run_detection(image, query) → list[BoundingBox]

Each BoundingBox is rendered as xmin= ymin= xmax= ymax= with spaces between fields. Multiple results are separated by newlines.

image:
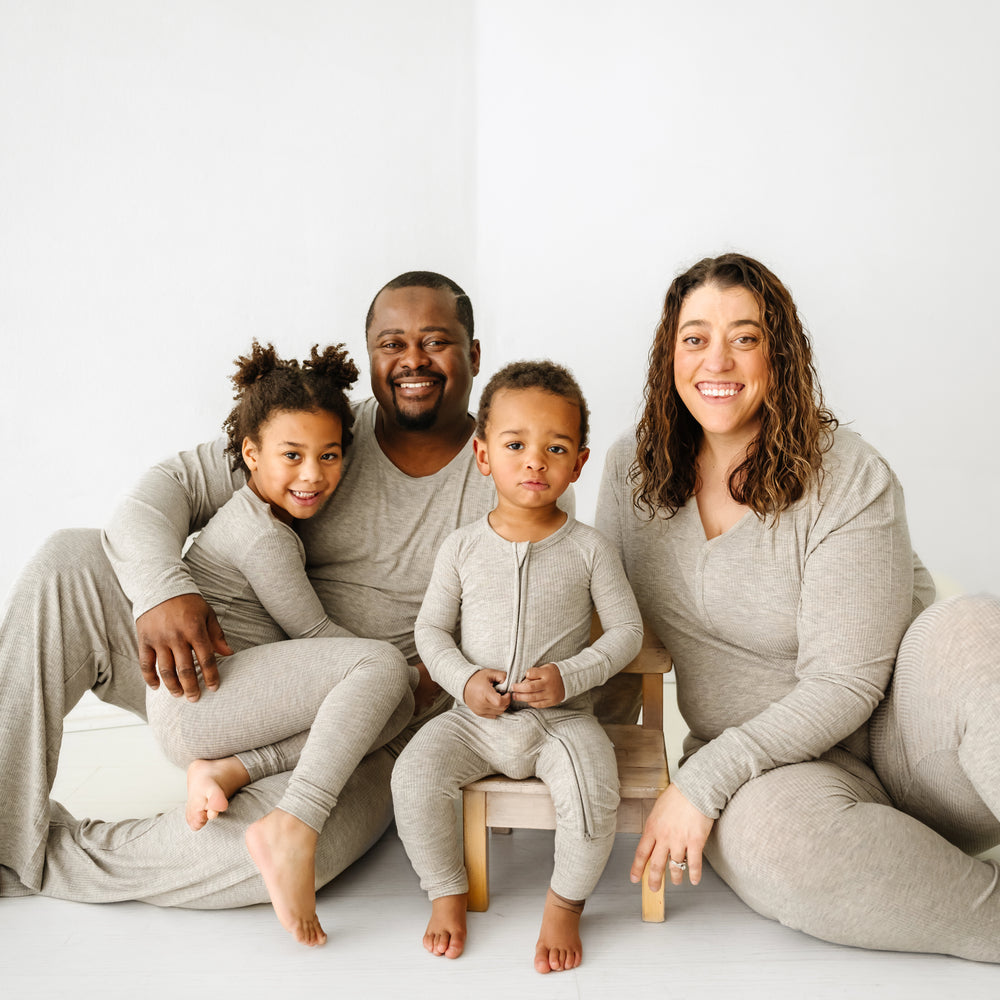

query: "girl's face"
xmin=672 ymin=282 xmax=770 ymax=451
xmin=242 ymin=409 xmax=344 ymax=525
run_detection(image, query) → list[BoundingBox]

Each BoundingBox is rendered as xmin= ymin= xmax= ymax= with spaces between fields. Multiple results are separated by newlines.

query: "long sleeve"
xmin=230 ymin=525 xmax=355 ymax=641
xmin=102 ymin=438 xmax=241 ymax=620
xmin=673 ymin=453 xmax=915 ymax=818
xmin=414 ymin=532 xmax=480 ymax=703
xmin=551 ymin=538 xmax=642 ymax=700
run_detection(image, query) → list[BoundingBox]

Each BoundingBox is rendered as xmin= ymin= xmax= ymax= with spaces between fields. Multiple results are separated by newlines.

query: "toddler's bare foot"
xmin=246 ymin=808 xmax=326 ymax=947
xmin=534 ymin=888 xmax=584 ymax=974
xmin=424 ymin=893 xmax=468 ymax=959
xmin=185 ymin=757 xmax=249 ymax=831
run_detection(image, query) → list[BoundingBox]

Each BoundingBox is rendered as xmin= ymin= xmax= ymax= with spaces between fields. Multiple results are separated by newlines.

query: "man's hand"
xmin=136 ymin=594 xmax=233 ymax=701
xmin=463 ymin=669 xmax=511 ymax=718
xmin=510 ymin=662 xmax=565 ymax=708
xmin=413 ymin=661 xmax=443 ymax=715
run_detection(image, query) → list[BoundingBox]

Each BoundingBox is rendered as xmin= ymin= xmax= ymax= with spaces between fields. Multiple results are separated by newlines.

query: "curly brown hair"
xmin=223 ymin=341 xmax=360 ymax=474
xmin=476 ymin=359 xmax=590 ymax=448
xmin=633 ymin=253 xmax=837 ymax=519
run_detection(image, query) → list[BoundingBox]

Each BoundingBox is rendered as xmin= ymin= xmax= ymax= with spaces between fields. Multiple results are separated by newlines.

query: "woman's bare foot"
xmin=245 ymin=808 xmax=326 ymax=947
xmin=534 ymin=888 xmax=584 ymax=974
xmin=424 ymin=893 xmax=468 ymax=958
xmin=185 ymin=757 xmax=249 ymax=831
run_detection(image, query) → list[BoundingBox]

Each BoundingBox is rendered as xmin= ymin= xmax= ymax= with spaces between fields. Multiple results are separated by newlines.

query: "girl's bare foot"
xmin=246 ymin=808 xmax=326 ymax=947
xmin=185 ymin=757 xmax=249 ymax=831
xmin=424 ymin=893 xmax=468 ymax=958
xmin=534 ymin=888 xmax=584 ymax=974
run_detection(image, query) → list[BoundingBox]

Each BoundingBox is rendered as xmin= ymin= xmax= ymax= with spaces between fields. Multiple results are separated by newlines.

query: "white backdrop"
xmin=2 ymin=0 xmax=998 ymax=605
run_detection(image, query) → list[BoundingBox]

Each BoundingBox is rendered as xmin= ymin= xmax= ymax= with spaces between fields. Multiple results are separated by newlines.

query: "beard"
xmin=391 ymin=382 xmax=444 ymax=431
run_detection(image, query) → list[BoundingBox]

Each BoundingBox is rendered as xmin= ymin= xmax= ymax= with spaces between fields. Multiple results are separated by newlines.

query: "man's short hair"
xmin=365 ymin=271 xmax=474 ymax=343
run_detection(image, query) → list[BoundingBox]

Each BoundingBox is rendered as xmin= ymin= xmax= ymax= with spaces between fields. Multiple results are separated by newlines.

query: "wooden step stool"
xmin=461 ymin=624 xmax=672 ymax=921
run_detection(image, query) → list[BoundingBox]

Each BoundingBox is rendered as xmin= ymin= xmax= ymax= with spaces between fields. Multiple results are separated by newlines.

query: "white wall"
xmin=0 ymin=0 xmax=477 ymax=599
xmin=475 ymin=0 xmax=1000 ymax=593
xmin=2 ymin=0 xmax=998 ymax=604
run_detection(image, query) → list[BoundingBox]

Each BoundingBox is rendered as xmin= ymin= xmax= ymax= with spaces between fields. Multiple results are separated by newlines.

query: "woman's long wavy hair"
xmin=632 ymin=253 xmax=837 ymax=520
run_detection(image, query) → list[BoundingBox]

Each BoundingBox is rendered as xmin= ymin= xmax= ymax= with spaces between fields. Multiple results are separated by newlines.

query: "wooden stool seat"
xmin=461 ymin=624 xmax=671 ymax=922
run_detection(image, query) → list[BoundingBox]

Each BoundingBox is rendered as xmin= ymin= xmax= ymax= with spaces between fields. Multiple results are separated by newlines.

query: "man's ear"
xmin=472 ymin=436 xmax=491 ymax=478
xmin=242 ymin=437 xmax=259 ymax=472
xmin=570 ymin=447 xmax=590 ymax=483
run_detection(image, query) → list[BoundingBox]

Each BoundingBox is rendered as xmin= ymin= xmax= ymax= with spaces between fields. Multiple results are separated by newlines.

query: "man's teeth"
xmin=398 ymin=380 xmax=436 ymax=388
xmin=699 ymin=386 xmax=740 ymax=397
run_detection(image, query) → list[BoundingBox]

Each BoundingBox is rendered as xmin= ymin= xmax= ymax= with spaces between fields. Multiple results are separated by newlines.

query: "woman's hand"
xmin=463 ymin=669 xmax=512 ymax=718
xmin=631 ymin=782 xmax=714 ymax=890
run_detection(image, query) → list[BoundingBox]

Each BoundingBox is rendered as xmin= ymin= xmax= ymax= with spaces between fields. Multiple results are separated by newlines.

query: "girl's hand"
xmin=630 ymin=782 xmax=714 ymax=890
xmin=510 ymin=663 xmax=565 ymax=708
xmin=463 ymin=669 xmax=512 ymax=718
xmin=412 ymin=662 xmax=443 ymax=715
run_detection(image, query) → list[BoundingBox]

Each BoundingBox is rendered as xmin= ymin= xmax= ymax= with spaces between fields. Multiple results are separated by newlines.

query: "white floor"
xmin=3 ymin=688 xmax=998 ymax=1000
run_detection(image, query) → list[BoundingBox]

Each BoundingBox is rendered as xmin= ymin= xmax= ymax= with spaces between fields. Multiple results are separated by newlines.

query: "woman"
xmin=596 ymin=253 xmax=1000 ymax=961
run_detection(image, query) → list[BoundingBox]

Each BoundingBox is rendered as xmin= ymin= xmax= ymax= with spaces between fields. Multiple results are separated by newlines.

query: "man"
xmin=0 ymin=271 xmax=494 ymax=908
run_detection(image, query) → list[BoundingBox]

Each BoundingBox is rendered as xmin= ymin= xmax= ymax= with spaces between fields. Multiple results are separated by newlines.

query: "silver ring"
xmin=669 ymin=858 xmax=688 ymax=871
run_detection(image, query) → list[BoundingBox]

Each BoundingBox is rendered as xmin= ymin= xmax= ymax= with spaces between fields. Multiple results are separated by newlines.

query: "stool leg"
xmin=463 ymin=789 xmax=490 ymax=912
xmin=641 ymin=862 xmax=666 ymax=922
xmin=640 ymin=798 xmax=666 ymax=922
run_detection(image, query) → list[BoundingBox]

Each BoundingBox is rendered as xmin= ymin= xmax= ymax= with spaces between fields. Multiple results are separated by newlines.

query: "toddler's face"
xmin=473 ymin=388 xmax=588 ymax=512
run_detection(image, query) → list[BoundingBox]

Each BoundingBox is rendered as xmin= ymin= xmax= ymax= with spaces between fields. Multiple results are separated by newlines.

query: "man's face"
xmin=366 ymin=285 xmax=480 ymax=432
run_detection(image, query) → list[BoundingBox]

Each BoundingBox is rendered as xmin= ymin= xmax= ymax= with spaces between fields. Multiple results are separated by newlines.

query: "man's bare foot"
xmin=424 ymin=893 xmax=468 ymax=958
xmin=185 ymin=757 xmax=249 ymax=831
xmin=246 ymin=808 xmax=326 ymax=947
xmin=534 ymin=888 xmax=584 ymax=974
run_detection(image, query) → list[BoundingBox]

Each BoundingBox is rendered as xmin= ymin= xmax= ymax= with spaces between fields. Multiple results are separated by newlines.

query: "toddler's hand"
xmin=463 ymin=669 xmax=511 ymax=718
xmin=510 ymin=663 xmax=565 ymax=708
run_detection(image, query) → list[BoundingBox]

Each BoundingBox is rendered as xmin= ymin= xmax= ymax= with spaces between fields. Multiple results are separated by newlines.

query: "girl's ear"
xmin=472 ymin=436 xmax=491 ymax=478
xmin=242 ymin=437 xmax=259 ymax=471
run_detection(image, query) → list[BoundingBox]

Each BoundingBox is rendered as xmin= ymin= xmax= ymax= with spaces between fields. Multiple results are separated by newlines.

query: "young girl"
xmin=145 ymin=341 xmax=416 ymax=948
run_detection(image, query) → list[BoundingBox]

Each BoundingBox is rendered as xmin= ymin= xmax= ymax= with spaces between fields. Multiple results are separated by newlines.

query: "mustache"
xmin=390 ymin=368 xmax=444 ymax=387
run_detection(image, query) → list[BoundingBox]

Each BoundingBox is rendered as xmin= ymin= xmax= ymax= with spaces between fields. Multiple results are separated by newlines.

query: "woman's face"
xmin=672 ymin=282 xmax=769 ymax=450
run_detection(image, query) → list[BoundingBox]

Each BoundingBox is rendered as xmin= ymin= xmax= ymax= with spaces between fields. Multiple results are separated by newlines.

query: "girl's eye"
xmin=505 ymin=442 xmax=523 ymax=451
xmin=283 ymin=452 xmax=300 ymax=461
xmin=322 ymin=452 xmax=341 ymax=462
